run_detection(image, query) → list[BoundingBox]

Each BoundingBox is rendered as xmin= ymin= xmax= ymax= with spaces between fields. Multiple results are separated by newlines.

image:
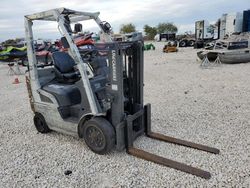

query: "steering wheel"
xmin=80 ymin=48 xmax=98 ymax=61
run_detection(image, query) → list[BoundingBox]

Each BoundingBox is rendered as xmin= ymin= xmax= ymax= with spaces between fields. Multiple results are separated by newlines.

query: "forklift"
xmin=25 ymin=8 xmax=219 ymax=179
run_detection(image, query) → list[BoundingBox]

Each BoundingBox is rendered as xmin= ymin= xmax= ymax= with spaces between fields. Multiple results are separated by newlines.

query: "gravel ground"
xmin=0 ymin=42 xmax=250 ymax=187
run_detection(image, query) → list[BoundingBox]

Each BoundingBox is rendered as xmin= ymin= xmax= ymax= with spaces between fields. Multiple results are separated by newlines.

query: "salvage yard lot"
xmin=0 ymin=42 xmax=249 ymax=187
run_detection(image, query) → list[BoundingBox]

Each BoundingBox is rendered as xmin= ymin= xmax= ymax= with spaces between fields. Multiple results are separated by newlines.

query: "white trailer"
xmin=195 ymin=20 xmax=215 ymax=40
xmin=219 ymin=12 xmax=243 ymax=39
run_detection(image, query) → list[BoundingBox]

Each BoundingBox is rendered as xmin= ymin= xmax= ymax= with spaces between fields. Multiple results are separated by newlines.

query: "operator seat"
xmin=42 ymin=51 xmax=81 ymax=108
xmin=52 ymin=51 xmax=80 ymax=84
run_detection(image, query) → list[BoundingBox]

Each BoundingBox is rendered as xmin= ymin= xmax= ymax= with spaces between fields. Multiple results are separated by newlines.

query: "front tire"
xmin=82 ymin=117 xmax=115 ymax=155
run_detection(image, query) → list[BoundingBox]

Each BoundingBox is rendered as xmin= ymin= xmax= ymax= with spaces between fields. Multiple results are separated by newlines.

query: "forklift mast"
xmin=104 ymin=41 xmax=144 ymax=151
xmin=104 ymin=41 xmax=220 ymax=179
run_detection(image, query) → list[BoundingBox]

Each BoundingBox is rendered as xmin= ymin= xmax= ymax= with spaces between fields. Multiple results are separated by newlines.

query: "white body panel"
xmin=34 ymin=102 xmax=78 ymax=136
xmin=219 ymin=12 xmax=243 ymax=39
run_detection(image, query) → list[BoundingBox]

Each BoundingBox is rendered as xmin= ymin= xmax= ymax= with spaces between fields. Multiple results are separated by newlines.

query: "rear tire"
xmin=34 ymin=113 xmax=51 ymax=133
xmin=82 ymin=117 xmax=115 ymax=155
xmin=179 ymin=40 xmax=187 ymax=47
xmin=188 ymin=40 xmax=195 ymax=47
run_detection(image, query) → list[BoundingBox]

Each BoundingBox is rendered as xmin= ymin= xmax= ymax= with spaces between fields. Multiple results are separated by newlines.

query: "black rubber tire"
xmin=188 ymin=40 xmax=195 ymax=47
xmin=179 ymin=40 xmax=187 ymax=47
xmin=33 ymin=113 xmax=51 ymax=133
xmin=82 ymin=117 xmax=115 ymax=155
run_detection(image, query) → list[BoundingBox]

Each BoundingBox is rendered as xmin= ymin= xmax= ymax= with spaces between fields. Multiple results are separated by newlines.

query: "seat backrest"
xmin=52 ymin=52 xmax=76 ymax=73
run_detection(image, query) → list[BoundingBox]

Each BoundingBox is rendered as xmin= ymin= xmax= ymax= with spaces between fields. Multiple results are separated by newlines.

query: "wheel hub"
xmin=87 ymin=126 xmax=105 ymax=148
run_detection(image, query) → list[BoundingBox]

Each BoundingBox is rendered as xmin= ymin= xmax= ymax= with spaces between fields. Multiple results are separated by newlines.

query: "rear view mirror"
xmin=100 ymin=21 xmax=112 ymax=33
xmin=61 ymin=37 xmax=70 ymax=48
xmin=74 ymin=23 xmax=83 ymax=33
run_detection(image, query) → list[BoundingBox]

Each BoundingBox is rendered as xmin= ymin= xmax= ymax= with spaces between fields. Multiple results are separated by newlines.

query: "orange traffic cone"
xmin=13 ymin=76 xmax=20 ymax=84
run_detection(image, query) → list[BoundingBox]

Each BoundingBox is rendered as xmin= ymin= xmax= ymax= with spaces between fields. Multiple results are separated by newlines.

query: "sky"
xmin=0 ymin=0 xmax=249 ymax=42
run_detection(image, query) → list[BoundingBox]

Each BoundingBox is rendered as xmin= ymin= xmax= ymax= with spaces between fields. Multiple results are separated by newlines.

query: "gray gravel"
xmin=0 ymin=42 xmax=250 ymax=187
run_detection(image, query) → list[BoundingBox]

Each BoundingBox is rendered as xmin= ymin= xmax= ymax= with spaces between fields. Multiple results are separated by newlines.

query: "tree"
xmin=157 ymin=22 xmax=178 ymax=34
xmin=144 ymin=25 xmax=157 ymax=40
xmin=120 ymin=23 xmax=136 ymax=34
